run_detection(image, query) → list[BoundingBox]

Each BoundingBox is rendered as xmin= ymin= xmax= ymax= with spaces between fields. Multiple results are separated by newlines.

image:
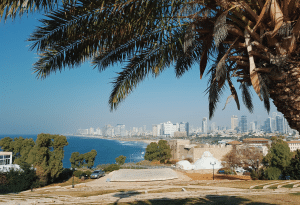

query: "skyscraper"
xmin=276 ymin=116 xmax=283 ymax=133
xmin=231 ymin=115 xmax=238 ymax=130
xmin=202 ymin=117 xmax=208 ymax=134
xmin=240 ymin=115 xmax=247 ymax=133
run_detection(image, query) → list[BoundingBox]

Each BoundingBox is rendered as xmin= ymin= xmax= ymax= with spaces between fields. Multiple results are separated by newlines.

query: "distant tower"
xmin=240 ymin=115 xmax=247 ymax=133
xmin=202 ymin=117 xmax=208 ymax=134
xmin=231 ymin=115 xmax=238 ymax=130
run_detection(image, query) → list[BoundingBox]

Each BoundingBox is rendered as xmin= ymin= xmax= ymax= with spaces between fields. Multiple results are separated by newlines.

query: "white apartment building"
xmin=163 ymin=121 xmax=177 ymax=137
xmin=287 ymin=141 xmax=300 ymax=152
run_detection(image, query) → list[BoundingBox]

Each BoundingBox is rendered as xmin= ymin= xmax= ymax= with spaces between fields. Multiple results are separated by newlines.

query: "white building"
xmin=287 ymin=141 xmax=300 ymax=152
xmin=0 ymin=152 xmax=20 ymax=173
xmin=163 ymin=121 xmax=177 ymax=137
xmin=202 ymin=117 xmax=208 ymax=134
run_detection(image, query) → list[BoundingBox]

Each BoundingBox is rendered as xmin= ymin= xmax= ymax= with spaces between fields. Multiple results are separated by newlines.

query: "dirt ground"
xmin=0 ymin=170 xmax=299 ymax=205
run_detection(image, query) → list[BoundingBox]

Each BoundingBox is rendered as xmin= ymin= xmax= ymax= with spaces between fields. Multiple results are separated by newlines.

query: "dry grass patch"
xmin=184 ymin=173 xmax=251 ymax=181
xmin=191 ymin=180 xmax=269 ymax=189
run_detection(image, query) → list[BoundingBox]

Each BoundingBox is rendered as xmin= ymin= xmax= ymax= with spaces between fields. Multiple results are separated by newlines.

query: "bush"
xmin=84 ymin=170 xmax=92 ymax=177
xmin=265 ymin=167 xmax=281 ymax=180
xmin=55 ymin=168 xmax=73 ymax=182
xmin=219 ymin=168 xmax=236 ymax=175
xmin=0 ymin=163 xmax=37 ymax=193
xmin=73 ymin=170 xmax=84 ymax=178
xmin=103 ymin=164 xmax=120 ymax=173
xmin=250 ymin=168 xmax=266 ymax=180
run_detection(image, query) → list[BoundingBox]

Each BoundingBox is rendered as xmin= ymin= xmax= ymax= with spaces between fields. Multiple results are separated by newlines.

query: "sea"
xmin=0 ymin=134 xmax=147 ymax=168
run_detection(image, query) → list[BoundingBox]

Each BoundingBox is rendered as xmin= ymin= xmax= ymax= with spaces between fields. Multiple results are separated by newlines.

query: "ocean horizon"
xmin=0 ymin=134 xmax=147 ymax=168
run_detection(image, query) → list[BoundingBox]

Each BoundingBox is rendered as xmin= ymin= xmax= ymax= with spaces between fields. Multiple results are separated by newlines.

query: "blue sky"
xmin=0 ymin=13 xmax=279 ymax=135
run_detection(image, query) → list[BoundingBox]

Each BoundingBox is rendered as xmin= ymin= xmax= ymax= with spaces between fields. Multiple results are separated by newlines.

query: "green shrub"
xmin=73 ymin=170 xmax=84 ymax=178
xmin=84 ymin=170 xmax=92 ymax=177
xmin=103 ymin=164 xmax=120 ymax=173
xmin=54 ymin=168 xmax=73 ymax=182
xmin=265 ymin=167 xmax=281 ymax=180
xmin=0 ymin=163 xmax=37 ymax=193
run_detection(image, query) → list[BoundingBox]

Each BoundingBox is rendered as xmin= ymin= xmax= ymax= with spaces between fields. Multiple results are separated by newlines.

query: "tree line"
xmin=0 ymin=133 xmax=98 ymax=193
xmin=222 ymin=136 xmax=300 ymax=180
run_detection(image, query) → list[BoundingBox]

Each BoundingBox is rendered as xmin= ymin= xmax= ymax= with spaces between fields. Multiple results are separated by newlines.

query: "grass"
xmin=268 ymin=185 xmax=278 ymax=189
xmin=252 ymin=185 xmax=263 ymax=189
xmin=282 ymin=184 xmax=294 ymax=188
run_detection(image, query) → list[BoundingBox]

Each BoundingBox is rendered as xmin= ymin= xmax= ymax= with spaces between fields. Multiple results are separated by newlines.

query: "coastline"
xmin=68 ymin=134 xmax=157 ymax=145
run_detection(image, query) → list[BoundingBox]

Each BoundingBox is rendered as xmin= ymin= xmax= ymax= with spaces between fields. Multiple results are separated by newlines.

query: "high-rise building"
xmin=95 ymin=128 xmax=102 ymax=135
xmin=240 ymin=115 xmax=247 ymax=133
xmin=152 ymin=125 xmax=159 ymax=137
xmin=276 ymin=116 xmax=283 ymax=133
xmin=211 ymin=122 xmax=216 ymax=132
xmin=231 ymin=115 xmax=238 ymax=130
xmin=115 ymin=124 xmax=126 ymax=136
xmin=202 ymin=117 xmax=208 ymax=134
xmin=179 ymin=122 xmax=189 ymax=136
xmin=249 ymin=122 xmax=256 ymax=132
xmin=264 ymin=117 xmax=272 ymax=133
xmin=163 ymin=121 xmax=177 ymax=137
xmin=103 ymin=124 xmax=114 ymax=137
xmin=89 ymin=127 xmax=95 ymax=135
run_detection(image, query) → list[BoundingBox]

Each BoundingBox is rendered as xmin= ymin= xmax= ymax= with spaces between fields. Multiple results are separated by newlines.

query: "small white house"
xmin=0 ymin=152 xmax=20 ymax=172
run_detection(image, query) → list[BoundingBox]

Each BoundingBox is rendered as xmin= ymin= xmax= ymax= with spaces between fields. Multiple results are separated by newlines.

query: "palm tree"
xmin=2 ymin=0 xmax=300 ymax=131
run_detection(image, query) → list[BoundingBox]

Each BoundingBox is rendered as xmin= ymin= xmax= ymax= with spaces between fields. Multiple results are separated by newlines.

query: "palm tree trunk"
xmin=268 ymin=64 xmax=300 ymax=132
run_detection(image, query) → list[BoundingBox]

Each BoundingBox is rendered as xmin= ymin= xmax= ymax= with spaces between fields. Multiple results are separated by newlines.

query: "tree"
xmin=115 ymin=155 xmax=126 ymax=165
xmin=84 ymin=149 xmax=97 ymax=169
xmin=3 ymin=1 xmax=300 ymax=131
xmin=263 ymin=137 xmax=292 ymax=179
xmin=144 ymin=142 xmax=159 ymax=161
xmin=70 ymin=150 xmax=97 ymax=169
xmin=144 ymin=140 xmax=171 ymax=163
xmin=0 ymin=134 xmax=69 ymax=184
xmin=70 ymin=152 xmax=84 ymax=169
xmin=222 ymin=145 xmax=263 ymax=170
xmin=285 ymin=150 xmax=300 ymax=179
xmin=0 ymin=137 xmax=35 ymax=164
xmin=157 ymin=140 xmax=172 ymax=163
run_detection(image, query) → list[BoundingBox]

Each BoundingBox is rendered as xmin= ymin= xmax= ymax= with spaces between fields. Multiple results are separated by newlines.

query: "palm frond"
xmin=240 ymin=82 xmax=253 ymax=113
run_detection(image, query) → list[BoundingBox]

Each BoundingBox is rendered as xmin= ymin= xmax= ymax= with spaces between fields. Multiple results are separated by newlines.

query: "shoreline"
xmin=68 ymin=134 xmax=157 ymax=145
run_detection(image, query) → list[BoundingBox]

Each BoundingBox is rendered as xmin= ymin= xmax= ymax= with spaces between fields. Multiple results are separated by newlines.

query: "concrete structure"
xmin=0 ymin=152 xmax=20 ymax=173
xmin=168 ymin=139 xmax=191 ymax=161
xmin=168 ymin=139 xmax=232 ymax=163
xmin=110 ymin=168 xmax=178 ymax=182
xmin=287 ymin=141 xmax=300 ymax=152
xmin=242 ymin=138 xmax=271 ymax=156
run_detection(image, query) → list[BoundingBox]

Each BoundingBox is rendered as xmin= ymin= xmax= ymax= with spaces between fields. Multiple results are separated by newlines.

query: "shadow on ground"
xmin=113 ymin=190 xmax=141 ymax=204
xmin=112 ymin=195 xmax=277 ymax=205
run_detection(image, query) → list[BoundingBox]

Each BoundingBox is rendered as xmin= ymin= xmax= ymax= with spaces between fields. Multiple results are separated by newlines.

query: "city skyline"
xmin=75 ymin=112 xmax=294 ymax=137
xmin=1 ymin=13 xmax=280 ymax=135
